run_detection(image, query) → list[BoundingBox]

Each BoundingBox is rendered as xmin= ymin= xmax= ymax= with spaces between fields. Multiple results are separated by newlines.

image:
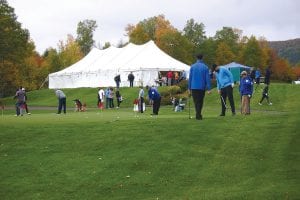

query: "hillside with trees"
xmin=269 ymin=38 xmax=300 ymax=65
xmin=1 ymin=0 xmax=299 ymax=97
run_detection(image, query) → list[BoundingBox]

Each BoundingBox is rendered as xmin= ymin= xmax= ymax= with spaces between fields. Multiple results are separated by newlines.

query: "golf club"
xmin=220 ymin=95 xmax=227 ymax=109
xmin=188 ymin=96 xmax=192 ymax=119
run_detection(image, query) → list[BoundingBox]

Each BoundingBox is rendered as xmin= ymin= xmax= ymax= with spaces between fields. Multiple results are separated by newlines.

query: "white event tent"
xmin=48 ymin=40 xmax=190 ymax=89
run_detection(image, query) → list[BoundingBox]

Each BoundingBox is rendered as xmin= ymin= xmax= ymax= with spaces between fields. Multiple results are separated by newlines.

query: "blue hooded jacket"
xmin=215 ymin=67 xmax=234 ymax=90
xmin=239 ymin=76 xmax=253 ymax=95
xmin=188 ymin=60 xmax=211 ymax=90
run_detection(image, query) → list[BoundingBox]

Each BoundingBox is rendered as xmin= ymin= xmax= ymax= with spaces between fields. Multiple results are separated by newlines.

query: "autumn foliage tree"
xmin=1 ymin=3 xmax=298 ymax=97
xmin=58 ymin=34 xmax=83 ymax=69
xmin=0 ymin=0 xmax=33 ymax=96
xmin=126 ymin=15 xmax=194 ymax=64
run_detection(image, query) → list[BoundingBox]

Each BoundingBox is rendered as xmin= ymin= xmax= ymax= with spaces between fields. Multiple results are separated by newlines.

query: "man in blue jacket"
xmin=188 ymin=54 xmax=211 ymax=120
xmin=146 ymin=85 xmax=161 ymax=115
xmin=212 ymin=64 xmax=236 ymax=116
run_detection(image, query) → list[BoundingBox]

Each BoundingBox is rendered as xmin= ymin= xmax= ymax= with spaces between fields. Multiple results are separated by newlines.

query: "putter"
xmin=220 ymin=95 xmax=227 ymax=109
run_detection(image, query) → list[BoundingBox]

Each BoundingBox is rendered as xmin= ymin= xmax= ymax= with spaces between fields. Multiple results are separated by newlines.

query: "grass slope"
xmin=0 ymin=84 xmax=299 ymax=199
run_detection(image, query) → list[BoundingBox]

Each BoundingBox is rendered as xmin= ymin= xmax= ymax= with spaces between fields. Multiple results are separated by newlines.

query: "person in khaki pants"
xmin=239 ymin=71 xmax=253 ymax=115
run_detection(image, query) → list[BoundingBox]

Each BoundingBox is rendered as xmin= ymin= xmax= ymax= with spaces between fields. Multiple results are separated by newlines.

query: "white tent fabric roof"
xmin=49 ymin=40 xmax=190 ymax=88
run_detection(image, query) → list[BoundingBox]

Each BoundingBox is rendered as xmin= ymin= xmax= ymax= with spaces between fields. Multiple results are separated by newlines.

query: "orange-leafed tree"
xmin=292 ymin=65 xmax=300 ymax=79
xmin=271 ymin=57 xmax=295 ymax=81
xmin=125 ymin=15 xmax=193 ymax=64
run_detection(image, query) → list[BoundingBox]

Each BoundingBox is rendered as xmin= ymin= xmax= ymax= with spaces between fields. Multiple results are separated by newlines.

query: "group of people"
xmin=15 ymin=56 xmax=272 ymax=118
xmin=98 ymin=85 xmax=161 ymax=116
xmin=99 ymin=87 xmax=123 ymax=110
xmin=188 ymin=54 xmax=272 ymax=120
xmin=115 ymin=70 xmax=187 ymax=88
xmin=53 ymin=84 xmax=161 ymax=116
xmin=135 ymin=85 xmax=161 ymax=115
xmin=157 ymin=70 xmax=187 ymax=86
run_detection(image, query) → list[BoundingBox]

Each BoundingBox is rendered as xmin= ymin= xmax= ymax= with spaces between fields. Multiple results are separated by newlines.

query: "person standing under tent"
xmin=128 ymin=72 xmax=135 ymax=87
xmin=138 ymin=86 xmax=144 ymax=113
xmin=167 ymin=70 xmax=173 ymax=86
xmin=188 ymin=54 xmax=211 ymax=120
xmin=174 ymin=71 xmax=179 ymax=84
xmin=212 ymin=64 xmax=236 ymax=116
xmin=146 ymin=85 xmax=161 ymax=115
xmin=179 ymin=70 xmax=187 ymax=82
xmin=98 ymin=87 xmax=105 ymax=110
xmin=114 ymin=74 xmax=121 ymax=89
xmin=239 ymin=71 xmax=253 ymax=115
xmin=55 ymin=89 xmax=66 ymax=114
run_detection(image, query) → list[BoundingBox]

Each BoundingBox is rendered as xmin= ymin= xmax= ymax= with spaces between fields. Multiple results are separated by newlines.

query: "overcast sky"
xmin=7 ymin=0 xmax=300 ymax=54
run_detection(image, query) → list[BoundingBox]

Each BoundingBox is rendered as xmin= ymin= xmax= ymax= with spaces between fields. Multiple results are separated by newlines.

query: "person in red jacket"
xmin=167 ymin=70 xmax=173 ymax=86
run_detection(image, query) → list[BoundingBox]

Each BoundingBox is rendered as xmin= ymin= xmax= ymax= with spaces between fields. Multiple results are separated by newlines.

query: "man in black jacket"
xmin=128 ymin=72 xmax=135 ymax=87
xmin=114 ymin=74 xmax=121 ymax=88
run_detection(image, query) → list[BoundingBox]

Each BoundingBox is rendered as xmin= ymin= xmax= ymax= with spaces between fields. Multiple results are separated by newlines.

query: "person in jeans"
xmin=212 ymin=64 xmax=236 ymax=116
xmin=55 ymin=89 xmax=66 ymax=114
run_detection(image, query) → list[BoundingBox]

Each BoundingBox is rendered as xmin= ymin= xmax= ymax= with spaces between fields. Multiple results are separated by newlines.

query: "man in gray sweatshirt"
xmin=55 ymin=89 xmax=66 ymax=114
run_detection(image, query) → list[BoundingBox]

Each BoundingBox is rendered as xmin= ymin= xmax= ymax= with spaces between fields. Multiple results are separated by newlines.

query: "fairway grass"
xmin=0 ymin=84 xmax=299 ymax=199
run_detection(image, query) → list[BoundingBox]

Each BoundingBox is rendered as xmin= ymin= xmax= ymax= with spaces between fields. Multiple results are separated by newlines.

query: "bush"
xmin=178 ymin=80 xmax=188 ymax=92
xmin=160 ymin=86 xmax=181 ymax=97
xmin=161 ymin=96 xmax=173 ymax=105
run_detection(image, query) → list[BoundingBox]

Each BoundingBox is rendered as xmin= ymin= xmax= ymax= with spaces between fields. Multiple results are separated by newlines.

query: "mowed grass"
xmin=0 ymin=84 xmax=299 ymax=199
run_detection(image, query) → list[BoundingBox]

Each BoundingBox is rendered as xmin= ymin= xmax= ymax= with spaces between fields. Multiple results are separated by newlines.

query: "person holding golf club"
xmin=146 ymin=85 xmax=161 ymax=115
xmin=212 ymin=64 xmax=236 ymax=116
xmin=55 ymin=89 xmax=66 ymax=114
xmin=188 ymin=54 xmax=211 ymax=120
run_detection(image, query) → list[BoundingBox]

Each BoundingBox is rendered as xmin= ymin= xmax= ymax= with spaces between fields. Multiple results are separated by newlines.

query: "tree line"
xmin=0 ymin=0 xmax=299 ymax=97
